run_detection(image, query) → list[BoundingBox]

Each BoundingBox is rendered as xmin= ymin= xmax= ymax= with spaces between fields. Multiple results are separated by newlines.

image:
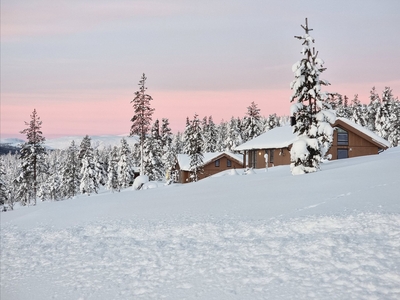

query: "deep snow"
xmin=1 ymin=148 xmax=400 ymax=299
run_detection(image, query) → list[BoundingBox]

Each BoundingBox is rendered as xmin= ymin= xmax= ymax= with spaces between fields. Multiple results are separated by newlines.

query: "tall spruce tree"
xmin=184 ymin=114 xmax=204 ymax=182
xmin=62 ymin=140 xmax=80 ymax=198
xmin=79 ymin=138 xmax=98 ymax=196
xmin=290 ymin=18 xmax=335 ymax=175
xmin=117 ymin=138 xmax=135 ymax=188
xmin=17 ymin=109 xmax=47 ymax=205
xmin=142 ymin=120 xmax=164 ymax=181
xmin=130 ymin=73 xmax=155 ymax=175
xmin=242 ymin=102 xmax=262 ymax=142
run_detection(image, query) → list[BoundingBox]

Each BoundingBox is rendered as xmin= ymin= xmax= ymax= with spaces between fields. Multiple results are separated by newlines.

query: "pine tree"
xmin=368 ymin=87 xmax=381 ymax=132
xmin=142 ymin=121 xmax=164 ymax=181
xmin=184 ymin=114 xmax=204 ymax=182
xmin=375 ymin=87 xmax=395 ymax=141
xmin=117 ymin=138 xmax=135 ymax=188
xmin=106 ymin=146 xmax=119 ymax=192
xmin=79 ymin=140 xmax=98 ymax=196
xmin=0 ymin=157 xmax=8 ymax=209
xmin=62 ymin=140 xmax=80 ymax=198
xmin=160 ymin=118 xmax=176 ymax=179
xmin=242 ymin=102 xmax=262 ymax=142
xmin=16 ymin=109 xmax=47 ymax=205
xmin=289 ymin=18 xmax=335 ymax=175
xmin=226 ymin=117 xmax=243 ymax=152
xmin=130 ymin=73 xmax=155 ymax=175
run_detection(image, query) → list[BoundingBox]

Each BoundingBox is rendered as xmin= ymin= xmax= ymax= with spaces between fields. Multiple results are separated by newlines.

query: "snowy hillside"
xmin=1 ymin=135 xmax=139 ymax=150
xmin=1 ymin=148 xmax=400 ymax=299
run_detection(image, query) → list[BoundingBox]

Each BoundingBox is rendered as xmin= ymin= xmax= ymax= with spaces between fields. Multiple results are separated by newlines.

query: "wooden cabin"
xmin=234 ymin=118 xmax=390 ymax=169
xmin=174 ymin=152 xmax=243 ymax=183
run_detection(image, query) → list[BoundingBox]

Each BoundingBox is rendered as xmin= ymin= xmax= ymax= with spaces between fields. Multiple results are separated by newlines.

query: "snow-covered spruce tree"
xmin=16 ymin=109 xmax=47 ymax=205
xmin=172 ymin=132 xmax=184 ymax=155
xmin=375 ymin=87 xmax=396 ymax=142
xmin=117 ymin=138 xmax=135 ymax=188
xmin=263 ymin=113 xmax=280 ymax=132
xmin=242 ymin=102 xmax=262 ymax=142
xmin=0 ymin=157 xmax=8 ymax=209
xmin=62 ymin=140 xmax=80 ymax=198
xmin=130 ymin=73 xmax=155 ymax=175
xmin=1 ymin=154 xmax=19 ymax=210
xmin=368 ymin=87 xmax=381 ymax=132
xmin=142 ymin=120 xmax=164 ymax=181
xmin=202 ymin=116 xmax=218 ymax=153
xmin=216 ymin=121 xmax=229 ymax=152
xmin=93 ymin=149 xmax=107 ymax=186
xmin=106 ymin=146 xmax=119 ymax=192
xmin=290 ymin=18 xmax=335 ymax=175
xmin=79 ymin=140 xmax=98 ymax=196
xmin=184 ymin=114 xmax=204 ymax=182
xmin=39 ymin=150 xmax=63 ymax=201
xmin=226 ymin=117 xmax=243 ymax=152
xmin=160 ymin=118 xmax=176 ymax=179
xmin=350 ymin=94 xmax=368 ymax=127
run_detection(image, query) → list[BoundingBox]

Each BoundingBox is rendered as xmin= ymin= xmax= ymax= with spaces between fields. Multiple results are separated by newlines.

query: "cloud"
xmin=1 ymin=0 xmax=187 ymax=39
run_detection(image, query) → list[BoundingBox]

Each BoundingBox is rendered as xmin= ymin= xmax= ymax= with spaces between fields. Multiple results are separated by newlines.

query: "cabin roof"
xmin=177 ymin=152 xmax=243 ymax=171
xmin=234 ymin=126 xmax=296 ymax=151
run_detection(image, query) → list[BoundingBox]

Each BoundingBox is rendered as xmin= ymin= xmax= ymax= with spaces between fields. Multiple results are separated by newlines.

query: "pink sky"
xmin=1 ymin=0 xmax=400 ymax=139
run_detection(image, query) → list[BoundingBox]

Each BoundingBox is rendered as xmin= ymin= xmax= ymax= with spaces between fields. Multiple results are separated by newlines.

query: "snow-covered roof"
xmin=234 ymin=126 xmax=296 ymax=151
xmin=177 ymin=152 xmax=243 ymax=171
xmin=335 ymin=118 xmax=391 ymax=149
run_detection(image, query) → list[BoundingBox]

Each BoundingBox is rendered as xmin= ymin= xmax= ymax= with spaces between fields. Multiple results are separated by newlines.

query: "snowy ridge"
xmin=1 ymin=147 xmax=400 ymax=299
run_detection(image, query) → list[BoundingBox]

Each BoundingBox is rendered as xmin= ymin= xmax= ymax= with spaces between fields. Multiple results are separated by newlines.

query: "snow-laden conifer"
xmin=130 ymin=73 xmax=155 ymax=175
xmin=117 ymin=138 xmax=135 ymax=188
xmin=16 ymin=109 xmax=47 ymax=205
xmin=79 ymin=139 xmax=98 ymax=196
xmin=106 ymin=146 xmax=119 ymax=192
xmin=242 ymin=102 xmax=262 ymax=142
xmin=184 ymin=114 xmax=204 ymax=182
xmin=143 ymin=121 xmax=164 ymax=181
xmin=62 ymin=140 xmax=80 ymax=198
xmin=290 ymin=19 xmax=335 ymax=175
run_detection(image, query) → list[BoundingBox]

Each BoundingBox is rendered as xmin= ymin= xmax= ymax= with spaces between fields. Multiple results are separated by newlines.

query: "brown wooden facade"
xmin=241 ymin=119 xmax=389 ymax=169
xmin=175 ymin=153 xmax=243 ymax=183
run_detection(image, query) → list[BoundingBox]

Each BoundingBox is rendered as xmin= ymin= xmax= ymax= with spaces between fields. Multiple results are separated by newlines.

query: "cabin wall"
xmin=247 ymin=148 xmax=291 ymax=169
xmin=177 ymin=156 xmax=243 ymax=183
xmin=327 ymin=126 xmax=380 ymax=160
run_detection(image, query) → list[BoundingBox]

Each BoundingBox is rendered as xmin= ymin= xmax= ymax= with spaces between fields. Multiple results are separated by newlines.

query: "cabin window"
xmin=337 ymin=128 xmax=349 ymax=145
xmin=269 ymin=149 xmax=274 ymax=164
xmin=337 ymin=149 xmax=348 ymax=159
xmin=250 ymin=150 xmax=257 ymax=168
xmin=227 ymin=159 xmax=232 ymax=167
xmin=215 ymin=159 xmax=220 ymax=167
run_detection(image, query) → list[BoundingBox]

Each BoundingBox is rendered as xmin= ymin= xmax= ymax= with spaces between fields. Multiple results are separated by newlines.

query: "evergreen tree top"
xmin=20 ymin=109 xmax=45 ymax=145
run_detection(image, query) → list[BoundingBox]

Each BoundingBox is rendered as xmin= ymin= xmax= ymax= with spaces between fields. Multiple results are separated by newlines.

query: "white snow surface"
xmin=235 ymin=126 xmax=297 ymax=151
xmin=177 ymin=152 xmax=243 ymax=171
xmin=2 ymin=148 xmax=400 ymax=300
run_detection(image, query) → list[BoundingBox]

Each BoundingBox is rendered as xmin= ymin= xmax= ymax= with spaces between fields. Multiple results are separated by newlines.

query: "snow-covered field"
xmin=1 ymin=148 xmax=400 ymax=299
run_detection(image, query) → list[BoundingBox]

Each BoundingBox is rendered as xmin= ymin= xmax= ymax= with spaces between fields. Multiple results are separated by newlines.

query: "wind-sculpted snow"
xmin=2 ymin=213 xmax=400 ymax=299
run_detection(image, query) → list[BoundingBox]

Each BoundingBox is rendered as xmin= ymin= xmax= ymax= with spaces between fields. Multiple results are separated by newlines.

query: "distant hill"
xmin=1 ymin=135 xmax=140 ymax=151
xmin=0 ymin=144 xmax=20 ymax=155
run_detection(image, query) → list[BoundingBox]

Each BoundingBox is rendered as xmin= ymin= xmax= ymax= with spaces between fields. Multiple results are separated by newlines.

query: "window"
xmin=215 ymin=159 xmax=220 ymax=167
xmin=269 ymin=149 xmax=274 ymax=164
xmin=337 ymin=149 xmax=348 ymax=159
xmin=337 ymin=128 xmax=348 ymax=145
xmin=227 ymin=159 xmax=232 ymax=167
xmin=250 ymin=150 xmax=257 ymax=168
